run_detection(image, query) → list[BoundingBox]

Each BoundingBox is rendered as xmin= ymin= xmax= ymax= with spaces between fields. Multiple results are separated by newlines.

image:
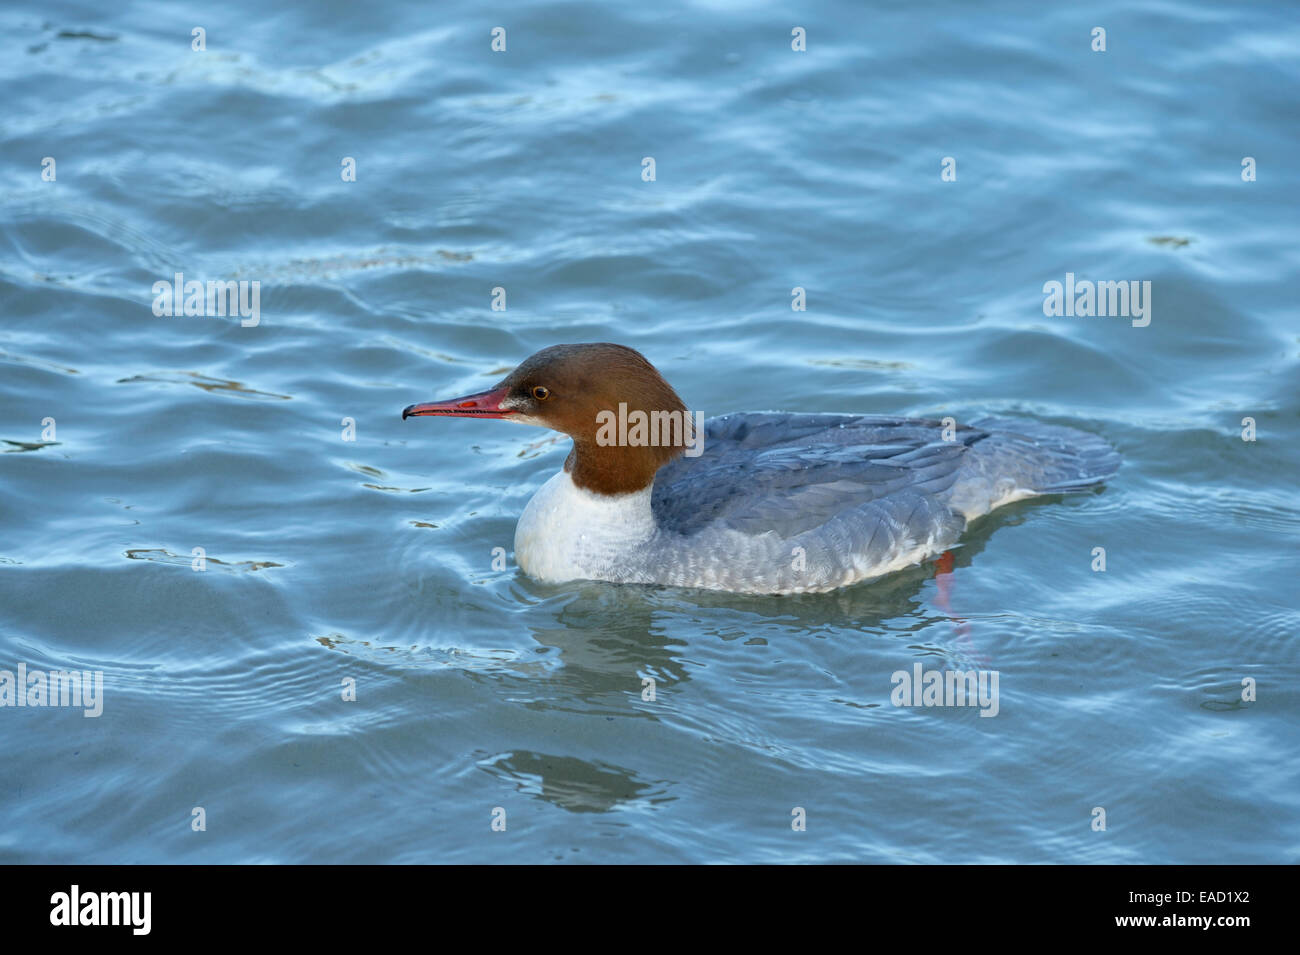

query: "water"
xmin=2 ymin=0 xmax=1297 ymax=864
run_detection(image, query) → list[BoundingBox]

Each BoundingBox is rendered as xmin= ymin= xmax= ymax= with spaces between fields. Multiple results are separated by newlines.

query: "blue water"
xmin=2 ymin=0 xmax=1298 ymax=863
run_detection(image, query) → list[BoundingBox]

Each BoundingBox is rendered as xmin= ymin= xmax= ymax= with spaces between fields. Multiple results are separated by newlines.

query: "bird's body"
xmin=405 ymin=344 xmax=1120 ymax=595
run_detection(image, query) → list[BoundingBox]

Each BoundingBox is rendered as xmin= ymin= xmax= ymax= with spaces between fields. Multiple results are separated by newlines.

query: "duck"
xmin=403 ymin=343 xmax=1120 ymax=594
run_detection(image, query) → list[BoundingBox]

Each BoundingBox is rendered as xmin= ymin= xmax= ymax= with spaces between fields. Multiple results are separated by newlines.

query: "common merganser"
xmin=403 ymin=343 xmax=1120 ymax=595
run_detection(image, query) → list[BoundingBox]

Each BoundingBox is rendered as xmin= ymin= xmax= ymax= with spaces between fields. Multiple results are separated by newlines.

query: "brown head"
xmin=403 ymin=343 xmax=692 ymax=495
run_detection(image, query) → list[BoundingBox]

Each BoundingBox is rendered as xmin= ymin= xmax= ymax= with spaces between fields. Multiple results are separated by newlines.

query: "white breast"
xmin=513 ymin=471 xmax=659 ymax=584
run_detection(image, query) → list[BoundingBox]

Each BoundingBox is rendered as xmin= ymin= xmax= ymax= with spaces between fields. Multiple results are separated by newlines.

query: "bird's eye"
xmin=530 ymin=385 xmax=550 ymax=401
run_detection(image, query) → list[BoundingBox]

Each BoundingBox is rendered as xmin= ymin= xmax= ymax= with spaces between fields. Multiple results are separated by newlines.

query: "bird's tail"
xmin=948 ymin=416 xmax=1120 ymax=519
xmin=971 ymin=416 xmax=1121 ymax=492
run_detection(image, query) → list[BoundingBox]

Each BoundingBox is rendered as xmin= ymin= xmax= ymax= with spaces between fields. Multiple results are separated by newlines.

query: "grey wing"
xmin=647 ymin=411 xmax=1118 ymax=592
xmin=652 ymin=412 xmax=983 ymax=541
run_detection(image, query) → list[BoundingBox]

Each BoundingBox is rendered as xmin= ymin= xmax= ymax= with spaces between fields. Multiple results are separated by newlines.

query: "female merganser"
xmin=403 ymin=343 xmax=1120 ymax=594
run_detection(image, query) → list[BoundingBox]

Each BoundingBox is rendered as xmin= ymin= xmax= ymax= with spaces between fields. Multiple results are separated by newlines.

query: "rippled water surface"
xmin=2 ymin=0 xmax=1298 ymax=863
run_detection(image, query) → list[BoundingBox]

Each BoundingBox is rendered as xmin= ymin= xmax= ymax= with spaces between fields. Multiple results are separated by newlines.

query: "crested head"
xmin=404 ymin=343 xmax=694 ymax=496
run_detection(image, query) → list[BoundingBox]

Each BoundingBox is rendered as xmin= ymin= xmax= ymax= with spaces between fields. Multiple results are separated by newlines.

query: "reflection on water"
xmin=2 ymin=439 xmax=58 ymax=453
xmin=478 ymin=751 xmax=674 ymax=814
xmin=124 ymin=548 xmax=284 ymax=572
xmin=116 ymin=372 xmax=292 ymax=400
